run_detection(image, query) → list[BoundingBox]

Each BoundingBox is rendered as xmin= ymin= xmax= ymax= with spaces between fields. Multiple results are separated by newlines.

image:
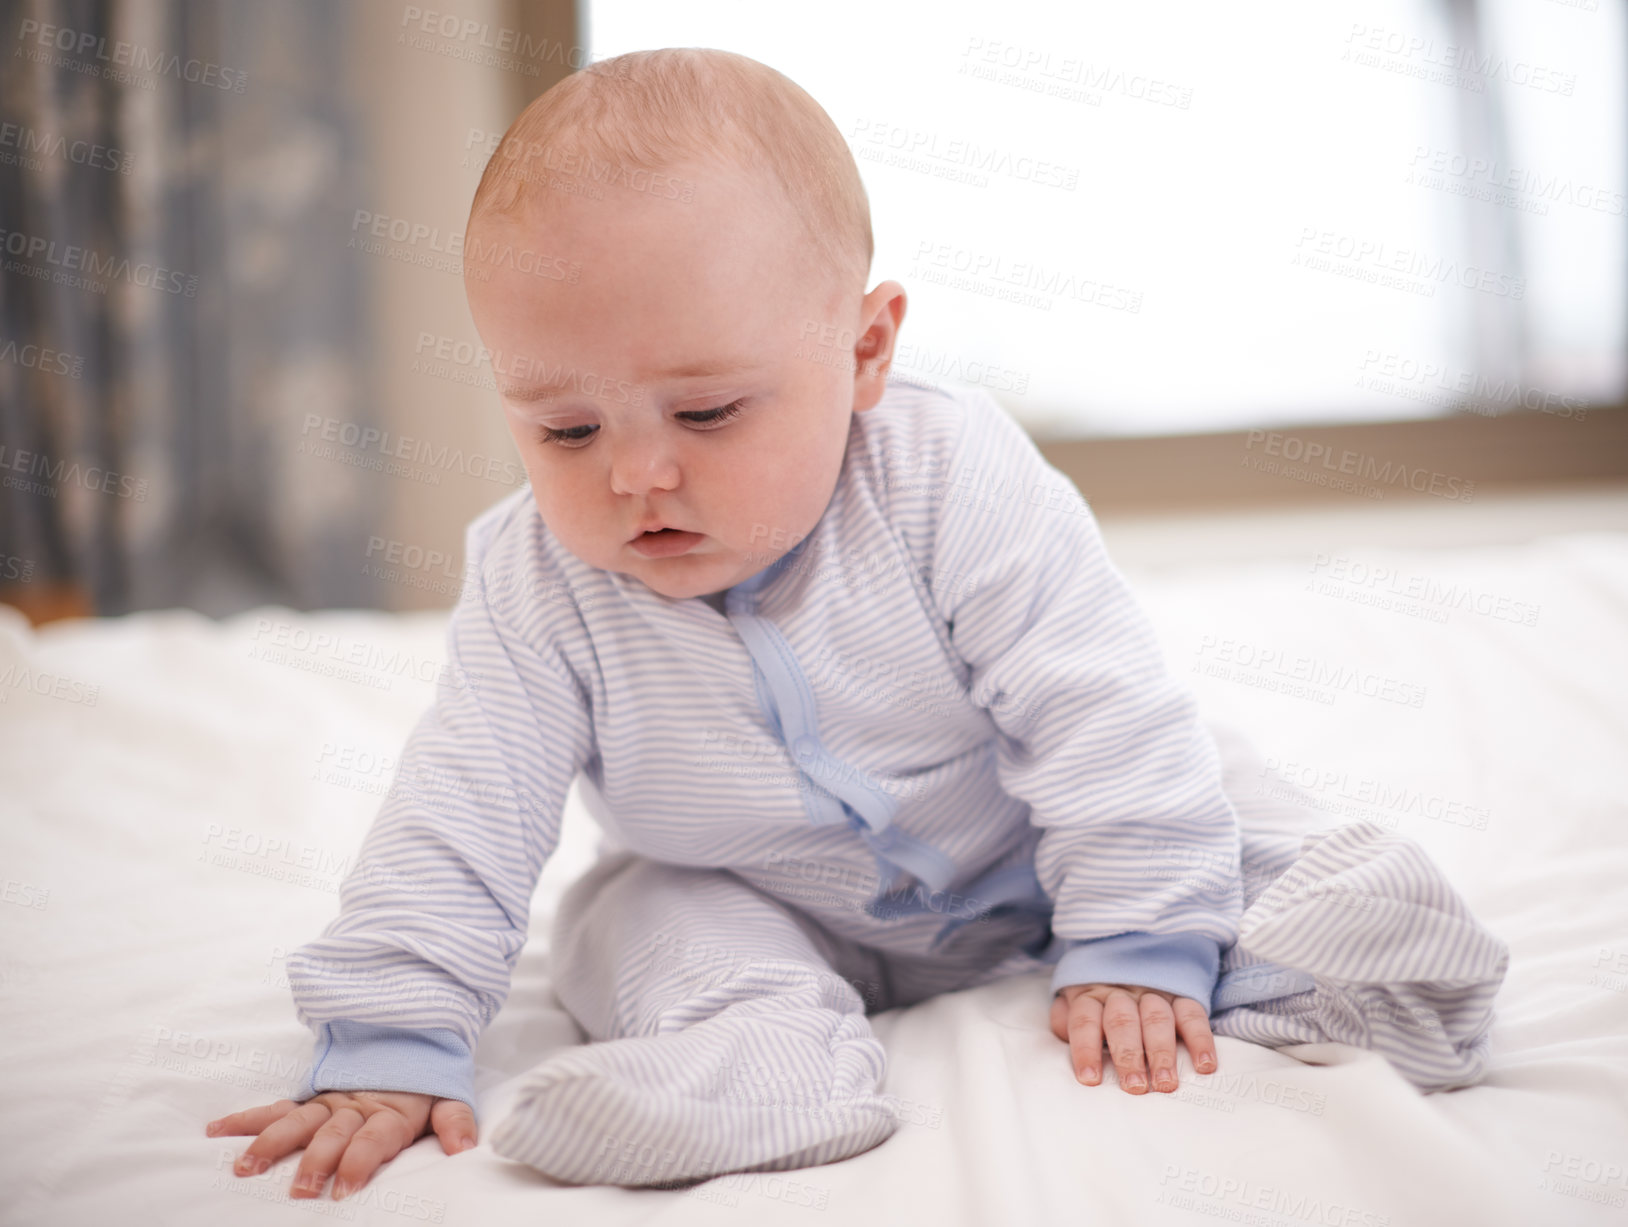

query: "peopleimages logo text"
xmin=16 ymin=18 xmax=248 ymax=91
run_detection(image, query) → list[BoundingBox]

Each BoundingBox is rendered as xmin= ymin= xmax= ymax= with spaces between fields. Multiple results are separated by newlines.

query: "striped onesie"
xmin=287 ymin=378 xmax=1509 ymax=1185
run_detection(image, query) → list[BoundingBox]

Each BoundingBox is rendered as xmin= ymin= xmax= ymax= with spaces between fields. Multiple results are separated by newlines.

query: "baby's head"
xmin=463 ymin=48 xmax=906 ymax=601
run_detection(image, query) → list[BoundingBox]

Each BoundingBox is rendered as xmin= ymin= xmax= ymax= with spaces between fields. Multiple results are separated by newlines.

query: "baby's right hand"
xmin=205 ymin=1090 xmax=477 ymax=1200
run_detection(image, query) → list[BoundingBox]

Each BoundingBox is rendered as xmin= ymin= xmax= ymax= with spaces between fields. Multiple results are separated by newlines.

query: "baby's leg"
xmin=1204 ymin=720 xmax=1510 ymax=1092
xmin=487 ymin=851 xmax=897 ymax=1187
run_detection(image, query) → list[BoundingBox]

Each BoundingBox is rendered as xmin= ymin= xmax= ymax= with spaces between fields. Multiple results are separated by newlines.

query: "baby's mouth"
xmin=629 ymin=527 xmax=704 ymax=558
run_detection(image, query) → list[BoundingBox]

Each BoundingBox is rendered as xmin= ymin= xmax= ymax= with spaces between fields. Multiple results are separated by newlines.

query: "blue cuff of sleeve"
xmin=1049 ymin=931 xmax=1222 ymax=1012
xmin=301 ymin=1021 xmax=477 ymax=1118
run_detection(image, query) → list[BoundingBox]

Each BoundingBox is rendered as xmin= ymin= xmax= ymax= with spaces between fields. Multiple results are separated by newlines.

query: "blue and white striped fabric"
xmin=285 ymin=377 xmax=1507 ymax=1184
xmin=1203 ymin=722 xmax=1507 ymax=1094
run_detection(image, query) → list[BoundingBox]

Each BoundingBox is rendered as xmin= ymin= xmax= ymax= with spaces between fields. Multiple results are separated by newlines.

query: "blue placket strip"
xmin=916 ymin=860 xmax=1057 ymax=955
xmin=724 ymin=556 xmax=959 ymax=900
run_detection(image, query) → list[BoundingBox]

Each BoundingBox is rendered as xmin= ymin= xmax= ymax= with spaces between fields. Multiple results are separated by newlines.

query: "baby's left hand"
xmin=1050 ymin=983 xmax=1217 ymax=1094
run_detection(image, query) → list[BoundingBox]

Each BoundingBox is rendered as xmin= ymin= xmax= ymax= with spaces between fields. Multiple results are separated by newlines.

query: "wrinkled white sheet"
xmin=2 ymin=531 xmax=1626 ymax=1227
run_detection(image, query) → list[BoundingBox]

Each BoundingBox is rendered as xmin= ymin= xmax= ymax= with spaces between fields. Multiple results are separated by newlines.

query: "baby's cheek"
xmin=699 ymin=449 xmax=770 ymax=516
xmin=530 ymin=488 xmax=606 ymax=563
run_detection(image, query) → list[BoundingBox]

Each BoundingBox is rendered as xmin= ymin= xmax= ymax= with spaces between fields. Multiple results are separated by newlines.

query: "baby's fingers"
xmin=330 ymin=1107 xmax=418 ymax=1199
xmin=1173 ymin=997 xmax=1218 ymax=1074
xmin=290 ymin=1106 xmax=366 ymax=1198
xmin=204 ymin=1099 xmax=304 ymax=1139
xmin=1100 ymin=991 xmax=1150 ymax=1093
xmin=429 ymin=1097 xmax=479 ymax=1155
xmin=1062 ymin=991 xmax=1105 ymax=1085
xmin=229 ymin=1100 xmax=333 ymax=1177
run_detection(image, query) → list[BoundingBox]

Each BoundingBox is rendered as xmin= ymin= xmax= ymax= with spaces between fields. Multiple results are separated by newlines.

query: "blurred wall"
xmin=352 ymin=0 xmax=573 ymax=612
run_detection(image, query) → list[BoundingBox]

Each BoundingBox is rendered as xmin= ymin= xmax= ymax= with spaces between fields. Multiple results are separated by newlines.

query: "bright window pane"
xmin=587 ymin=0 xmax=1625 ymax=437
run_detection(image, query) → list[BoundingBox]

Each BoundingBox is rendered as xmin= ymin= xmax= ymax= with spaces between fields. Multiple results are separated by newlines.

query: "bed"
xmin=3 ymin=515 xmax=1626 ymax=1227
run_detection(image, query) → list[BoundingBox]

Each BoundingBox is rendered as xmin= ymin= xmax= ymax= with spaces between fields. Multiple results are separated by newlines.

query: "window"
xmin=588 ymin=0 xmax=1624 ymax=438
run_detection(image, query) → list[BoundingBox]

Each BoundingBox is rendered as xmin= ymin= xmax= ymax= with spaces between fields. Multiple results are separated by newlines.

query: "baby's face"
xmin=465 ymin=156 xmax=899 ymax=602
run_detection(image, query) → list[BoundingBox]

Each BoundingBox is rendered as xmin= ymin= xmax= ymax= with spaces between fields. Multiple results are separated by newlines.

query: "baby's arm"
xmin=208 ymin=510 xmax=594 ymax=1199
xmin=924 ymin=391 xmax=1242 ymax=1092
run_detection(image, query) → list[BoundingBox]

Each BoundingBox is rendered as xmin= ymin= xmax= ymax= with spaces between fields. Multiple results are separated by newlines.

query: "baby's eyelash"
xmin=536 ymin=400 xmax=746 ymax=447
xmin=537 ymin=424 xmax=596 ymax=445
xmin=681 ymin=399 xmax=746 ymax=427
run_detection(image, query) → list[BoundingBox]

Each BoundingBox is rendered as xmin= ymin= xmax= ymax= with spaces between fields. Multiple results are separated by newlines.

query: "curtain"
xmin=0 ymin=0 xmax=382 ymax=616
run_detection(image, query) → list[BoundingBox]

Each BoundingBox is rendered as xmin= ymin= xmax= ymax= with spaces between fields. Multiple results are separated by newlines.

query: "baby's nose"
xmin=608 ymin=436 xmax=681 ymax=495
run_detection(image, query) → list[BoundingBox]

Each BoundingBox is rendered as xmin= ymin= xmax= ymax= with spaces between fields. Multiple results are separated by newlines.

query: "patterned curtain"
xmin=0 ymin=0 xmax=381 ymax=616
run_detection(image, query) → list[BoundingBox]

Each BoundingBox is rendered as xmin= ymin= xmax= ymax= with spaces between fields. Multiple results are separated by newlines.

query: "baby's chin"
xmin=615 ymin=551 xmax=737 ymax=602
xmin=630 ymin=574 xmax=725 ymax=603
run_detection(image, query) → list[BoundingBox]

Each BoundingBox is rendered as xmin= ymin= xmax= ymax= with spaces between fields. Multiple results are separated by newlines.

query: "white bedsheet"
xmin=3 ymin=531 xmax=1626 ymax=1227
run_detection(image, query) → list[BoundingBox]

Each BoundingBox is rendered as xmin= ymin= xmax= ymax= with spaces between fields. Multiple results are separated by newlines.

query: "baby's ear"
xmin=852 ymin=280 xmax=907 ymax=412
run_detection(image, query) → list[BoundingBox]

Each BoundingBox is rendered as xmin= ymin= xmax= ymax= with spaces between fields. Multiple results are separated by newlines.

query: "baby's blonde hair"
xmin=467 ymin=47 xmax=873 ymax=301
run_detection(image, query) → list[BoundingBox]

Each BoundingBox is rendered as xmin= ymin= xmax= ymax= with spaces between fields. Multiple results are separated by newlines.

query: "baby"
xmin=206 ymin=48 xmax=1508 ymax=1199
